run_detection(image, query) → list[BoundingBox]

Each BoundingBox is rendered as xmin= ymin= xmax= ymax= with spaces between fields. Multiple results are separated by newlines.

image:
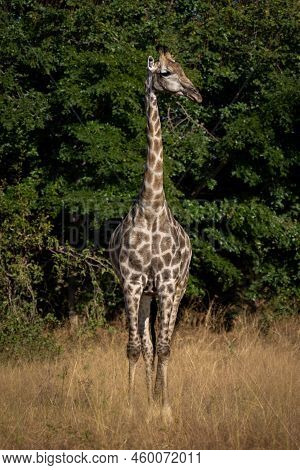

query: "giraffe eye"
xmin=160 ymin=71 xmax=172 ymax=77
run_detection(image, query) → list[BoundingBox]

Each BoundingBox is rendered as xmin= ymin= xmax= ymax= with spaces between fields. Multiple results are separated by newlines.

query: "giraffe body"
xmin=109 ymin=50 xmax=201 ymax=419
xmin=110 ymin=203 xmax=191 ymax=298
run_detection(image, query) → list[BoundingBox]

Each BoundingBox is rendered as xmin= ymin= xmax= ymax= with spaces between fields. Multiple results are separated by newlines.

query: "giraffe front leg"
xmin=154 ymin=289 xmax=175 ymax=424
xmin=124 ymin=283 xmax=143 ymax=409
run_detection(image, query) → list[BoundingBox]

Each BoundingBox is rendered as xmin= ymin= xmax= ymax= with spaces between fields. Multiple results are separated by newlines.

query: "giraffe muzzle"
xmin=184 ymin=87 xmax=203 ymax=103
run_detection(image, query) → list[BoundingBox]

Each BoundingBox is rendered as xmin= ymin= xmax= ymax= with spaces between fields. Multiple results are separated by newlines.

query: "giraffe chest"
xmin=116 ymin=220 xmax=190 ymax=291
xmin=120 ymin=220 xmax=179 ymax=264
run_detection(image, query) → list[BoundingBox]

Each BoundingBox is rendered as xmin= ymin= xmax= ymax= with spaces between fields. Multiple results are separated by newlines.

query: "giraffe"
xmin=109 ymin=47 xmax=202 ymax=421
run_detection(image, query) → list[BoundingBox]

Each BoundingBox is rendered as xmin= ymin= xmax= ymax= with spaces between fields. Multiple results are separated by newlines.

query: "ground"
xmin=0 ymin=317 xmax=299 ymax=449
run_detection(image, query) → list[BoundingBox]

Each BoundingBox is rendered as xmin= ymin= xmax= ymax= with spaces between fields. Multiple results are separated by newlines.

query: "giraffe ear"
xmin=147 ymin=56 xmax=154 ymax=69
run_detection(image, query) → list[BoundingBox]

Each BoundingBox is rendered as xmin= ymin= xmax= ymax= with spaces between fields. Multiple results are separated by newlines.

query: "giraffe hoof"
xmin=162 ymin=405 xmax=174 ymax=426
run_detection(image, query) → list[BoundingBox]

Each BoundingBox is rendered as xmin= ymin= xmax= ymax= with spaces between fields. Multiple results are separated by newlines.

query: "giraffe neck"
xmin=139 ymin=83 xmax=165 ymax=213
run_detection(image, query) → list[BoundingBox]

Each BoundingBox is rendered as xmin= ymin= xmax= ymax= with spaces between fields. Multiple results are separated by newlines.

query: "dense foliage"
xmin=0 ymin=0 xmax=299 ymax=335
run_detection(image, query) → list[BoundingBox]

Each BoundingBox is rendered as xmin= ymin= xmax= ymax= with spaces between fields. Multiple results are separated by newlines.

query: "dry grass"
xmin=0 ymin=317 xmax=299 ymax=450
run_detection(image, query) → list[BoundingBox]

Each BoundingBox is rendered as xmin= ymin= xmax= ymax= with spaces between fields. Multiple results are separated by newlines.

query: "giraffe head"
xmin=150 ymin=46 xmax=202 ymax=103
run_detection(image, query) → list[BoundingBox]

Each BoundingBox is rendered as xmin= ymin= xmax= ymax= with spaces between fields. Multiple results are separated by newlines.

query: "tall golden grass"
xmin=0 ymin=316 xmax=299 ymax=450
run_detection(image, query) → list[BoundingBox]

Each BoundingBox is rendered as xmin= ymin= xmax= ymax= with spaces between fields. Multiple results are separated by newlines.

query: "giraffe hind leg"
xmin=168 ymin=284 xmax=186 ymax=342
xmin=154 ymin=289 xmax=176 ymax=418
xmin=138 ymin=294 xmax=155 ymax=404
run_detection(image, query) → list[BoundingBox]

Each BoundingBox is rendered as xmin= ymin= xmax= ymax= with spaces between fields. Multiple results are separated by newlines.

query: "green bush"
xmin=0 ymin=0 xmax=299 ymax=328
xmin=0 ymin=311 xmax=60 ymax=359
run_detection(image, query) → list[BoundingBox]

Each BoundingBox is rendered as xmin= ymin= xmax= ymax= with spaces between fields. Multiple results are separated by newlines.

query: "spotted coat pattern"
xmin=109 ymin=56 xmax=192 ymax=416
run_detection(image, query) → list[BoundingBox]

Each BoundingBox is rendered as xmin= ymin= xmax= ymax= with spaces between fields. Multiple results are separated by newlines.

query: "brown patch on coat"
xmin=153 ymin=175 xmax=162 ymax=190
xmin=163 ymin=252 xmax=172 ymax=266
xmin=153 ymin=139 xmax=161 ymax=154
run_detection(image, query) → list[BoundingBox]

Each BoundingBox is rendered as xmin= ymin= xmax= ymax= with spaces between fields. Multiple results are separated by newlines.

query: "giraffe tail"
xmin=150 ymin=298 xmax=157 ymax=361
